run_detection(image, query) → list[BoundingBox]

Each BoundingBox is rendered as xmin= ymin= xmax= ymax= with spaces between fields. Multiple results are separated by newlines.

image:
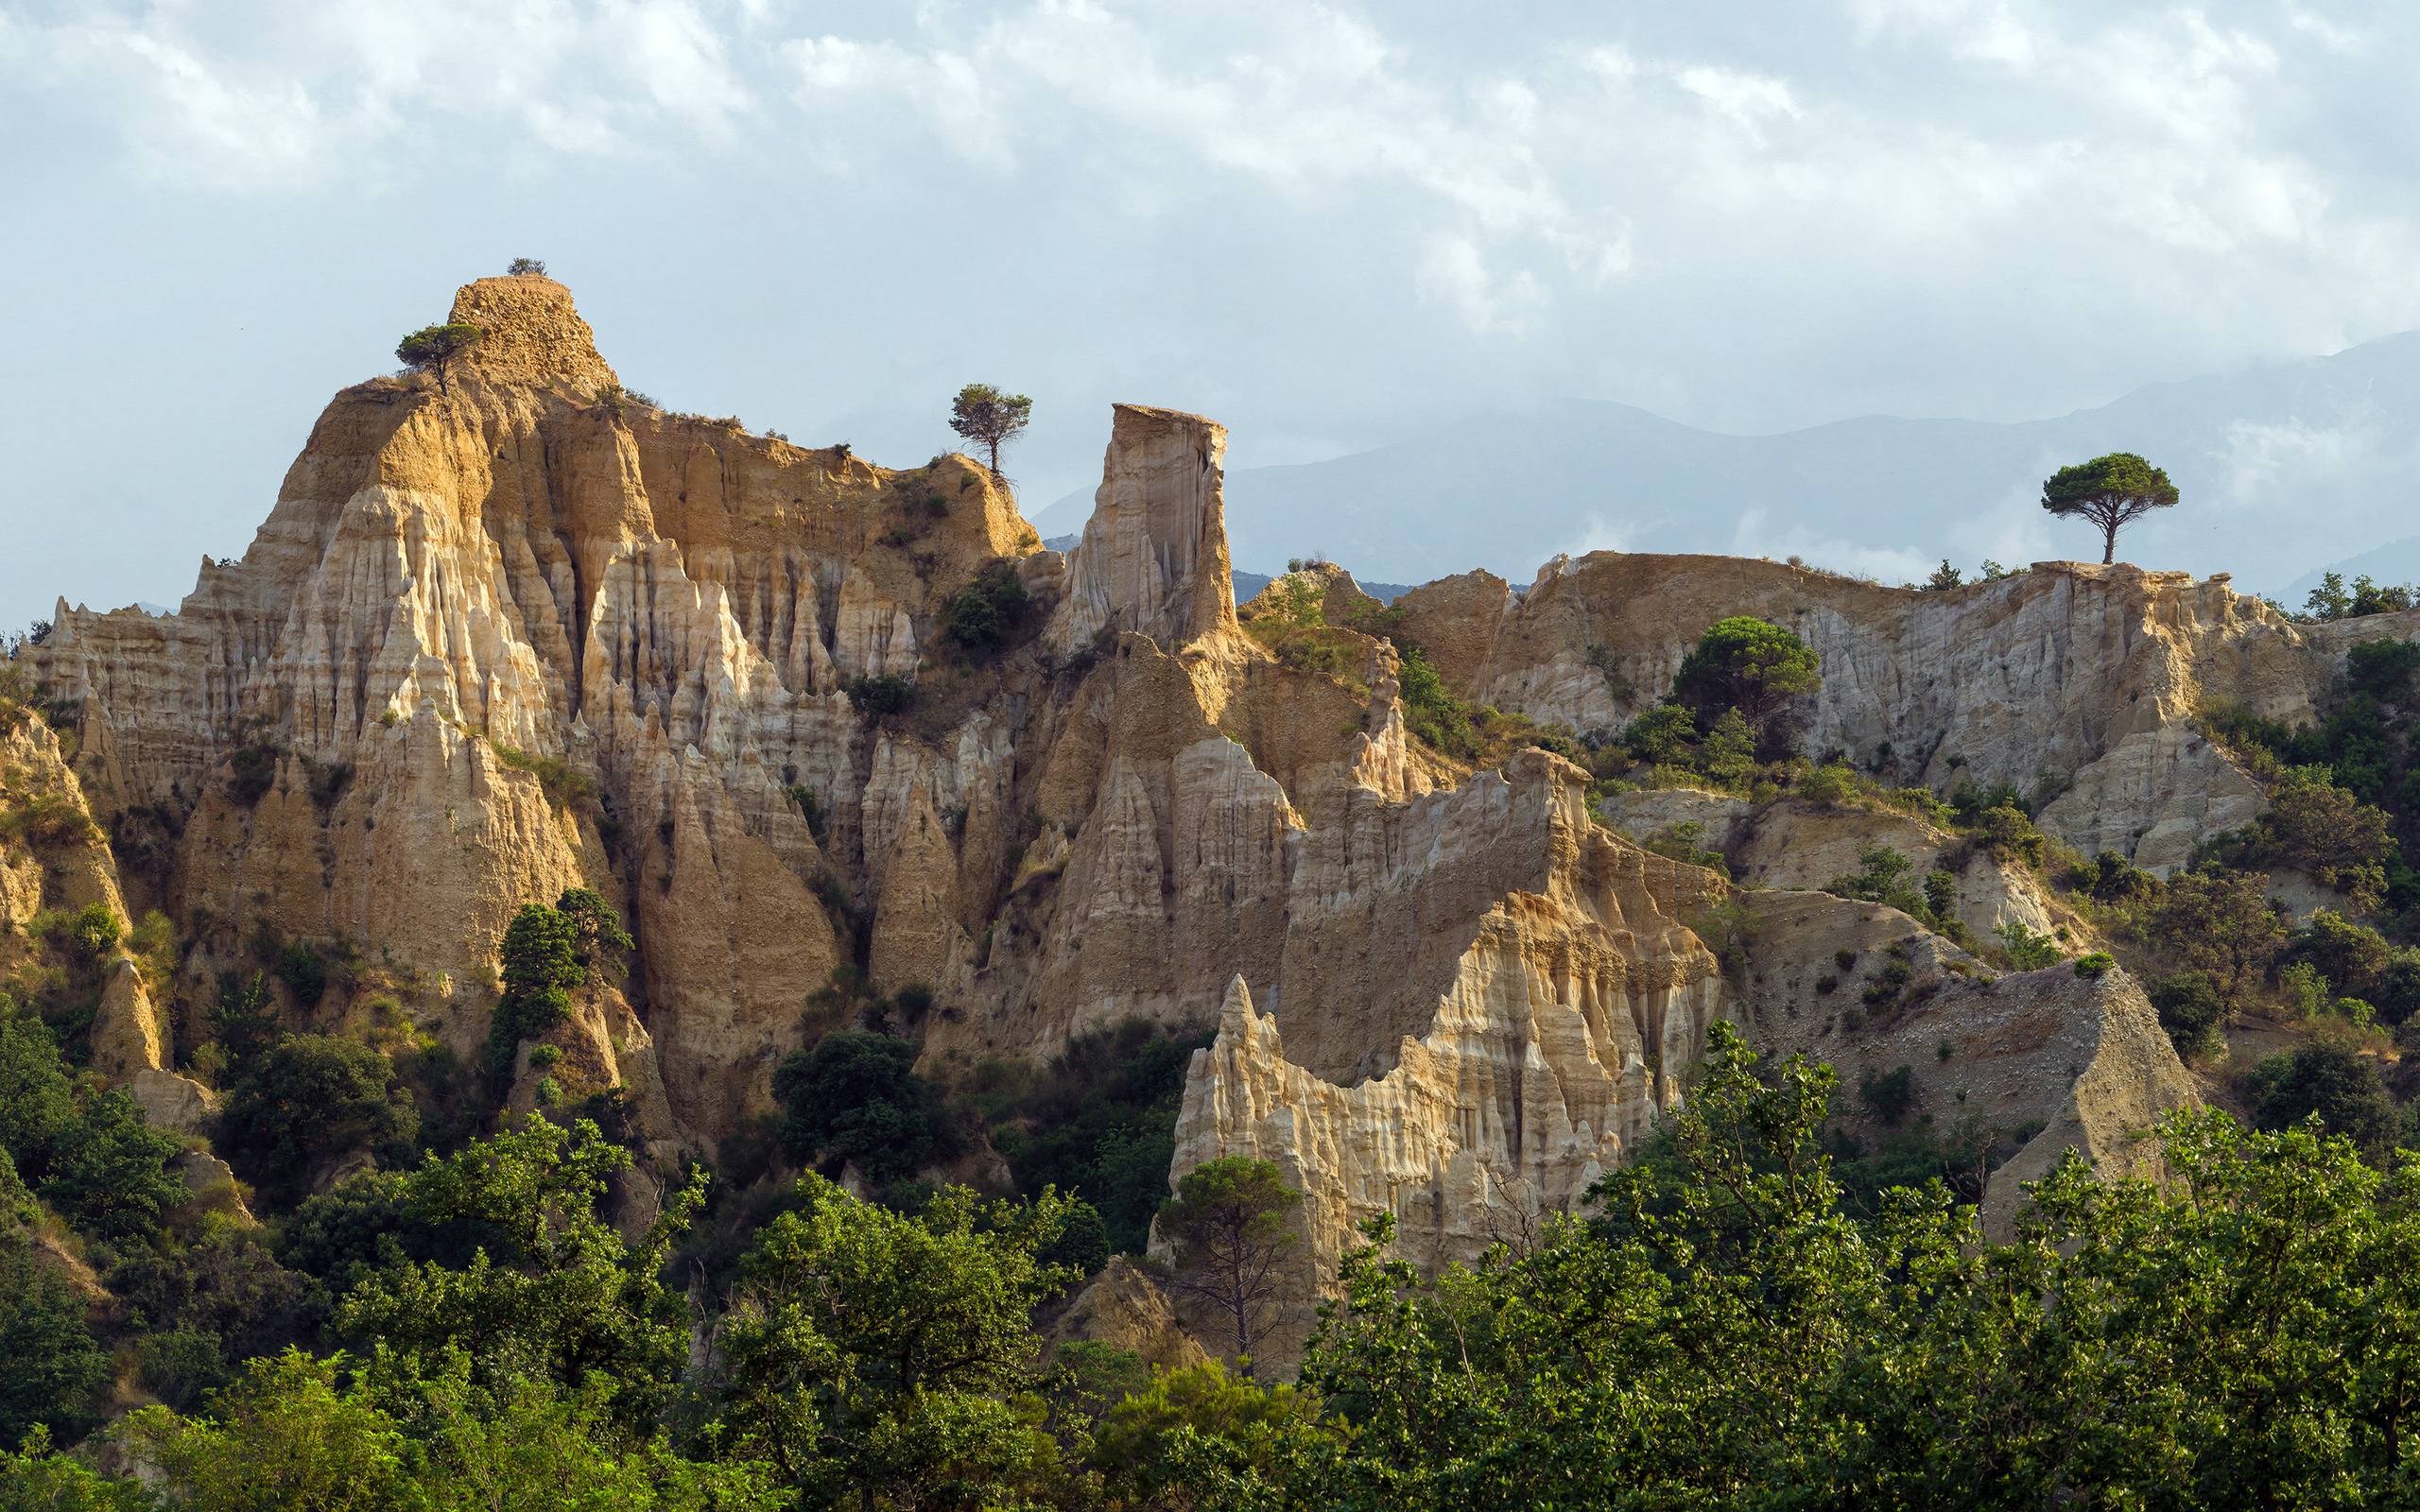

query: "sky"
xmin=3 ymin=0 xmax=2417 ymax=628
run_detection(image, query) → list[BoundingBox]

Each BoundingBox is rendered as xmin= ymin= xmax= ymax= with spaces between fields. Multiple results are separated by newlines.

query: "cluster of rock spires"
xmin=5 ymin=274 xmax=2399 ymax=1357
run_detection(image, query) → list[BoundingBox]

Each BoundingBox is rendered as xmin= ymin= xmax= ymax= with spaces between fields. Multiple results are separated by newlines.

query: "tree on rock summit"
xmin=2040 ymin=452 xmax=2178 ymax=564
xmin=948 ymin=383 xmax=1033 ymax=479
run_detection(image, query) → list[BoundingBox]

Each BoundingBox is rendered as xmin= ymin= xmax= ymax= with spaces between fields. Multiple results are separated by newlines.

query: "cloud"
xmin=0 ymin=0 xmax=753 ymax=186
xmin=1730 ymin=507 xmax=1936 ymax=584
xmin=7 ymin=0 xmax=2420 ymax=578
xmin=1417 ymin=236 xmax=1545 ymax=333
xmin=2216 ymin=417 xmax=2381 ymax=510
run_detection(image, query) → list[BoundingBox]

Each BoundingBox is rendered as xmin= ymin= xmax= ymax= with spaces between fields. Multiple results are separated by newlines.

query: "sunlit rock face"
xmin=1394 ymin=552 xmax=2419 ymax=874
xmin=22 ymin=276 xmax=2234 ymax=1369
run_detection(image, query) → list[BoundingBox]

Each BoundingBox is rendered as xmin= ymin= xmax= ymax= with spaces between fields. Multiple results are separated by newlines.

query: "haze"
xmin=5 ymin=0 xmax=2417 ymax=628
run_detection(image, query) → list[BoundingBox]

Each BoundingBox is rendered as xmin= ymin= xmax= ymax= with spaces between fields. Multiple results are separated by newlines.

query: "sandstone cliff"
xmin=15 ymin=275 xmax=2227 ymax=1370
xmin=1394 ymin=554 xmax=2420 ymax=873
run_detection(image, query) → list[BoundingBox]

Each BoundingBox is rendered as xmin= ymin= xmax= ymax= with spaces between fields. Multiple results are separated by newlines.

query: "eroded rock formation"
xmin=13 ymin=274 xmax=2241 ymax=1368
xmin=1394 ymin=553 xmax=2420 ymax=873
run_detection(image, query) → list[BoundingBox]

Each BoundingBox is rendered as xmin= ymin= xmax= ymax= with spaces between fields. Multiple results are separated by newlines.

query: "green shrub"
xmin=1797 ymin=762 xmax=1860 ymax=804
xmin=485 ymin=741 xmax=603 ymax=816
xmin=785 ymin=783 xmax=827 ymax=841
xmin=1637 ymin=820 xmax=1729 ymax=878
xmin=979 ymin=1018 xmax=1211 ymax=1255
xmin=2246 ymin=1042 xmax=2397 ymax=1152
xmin=216 ymin=1035 xmax=417 ymax=1205
xmin=60 ymin=903 xmax=120 ymax=964
xmin=2148 ymin=971 xmax=2228 ymax=1057
xmin=1396 ymin=644 xmax=1477 ymax=760
xmin=772 ymin=1029 xmax=960 ymax=1186
xmin=2074 ymin=952 xmax=2116 ymax=978
xmin=1996 ymin=919 xmax=2063 ymax=971
xmin=1858 ymin=1064 xmax=1917 ymax=1125
xmin=211 ymin=971 xmax=278 ymax=1071
xmin=1824 ymin=845 xmax=1926 ymax=918
xmin=1620 ymin=705 xmax=1699 ymax=765
xmin=843 ymin=674 xmax=919 ymax=717
xmin=490 ymin=900 xmax=589 ymax=1074
xmin=275 ymin=940 xmax=327 ymax=1006
xmin=942 ymin=564 xmax=1033 ymax=655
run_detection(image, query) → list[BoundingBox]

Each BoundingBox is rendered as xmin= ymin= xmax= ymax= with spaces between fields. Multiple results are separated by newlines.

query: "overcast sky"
xmin=4 ymin=0 xmax=2417 ymax=627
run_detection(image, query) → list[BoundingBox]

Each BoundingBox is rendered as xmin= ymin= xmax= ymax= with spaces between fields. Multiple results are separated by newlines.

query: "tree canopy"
xmin=395 ymin=323 xmax=484 ymax=394
xmin=2040 ymin=451 xmax=2179 ymax=564
xmin=1670 ymin=615 xmax=1821 ymax=737
xmin=946 ymin=384 xmax=1033 ymax=478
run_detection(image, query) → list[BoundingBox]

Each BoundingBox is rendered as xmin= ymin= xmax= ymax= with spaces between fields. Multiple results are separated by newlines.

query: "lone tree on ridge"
xmin=395 ymin=323 xmax=483 ymax=396
xmin=948 ymin=383 xmax=1034 ymax=479
xmin=2040 ymin=452 xmax=2178 ymax=564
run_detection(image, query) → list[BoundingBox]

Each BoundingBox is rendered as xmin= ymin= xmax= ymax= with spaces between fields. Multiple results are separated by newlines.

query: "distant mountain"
xmin=1231 ymin=569 xmax=1413 ymax=606
xmin=2286 ymin=536 xmax=2420 ymax=606
xmin=1033 ymin=332 xmax=2420 ymax=596
xmin=1042 ymin=536 xmax=1412 ymax=605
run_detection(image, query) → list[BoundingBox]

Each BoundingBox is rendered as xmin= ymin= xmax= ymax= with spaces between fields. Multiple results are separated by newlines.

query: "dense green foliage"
xmin=1168 ymin=1024 xmax=2420 ymax=1509
xmin=26 ymin=1014 xmax=2420 ymax=1505
xmin=0 ymin=1001 xmax=185 ymax=1244
xmin=841 ymin=673 xmax=919 ymax=717
xmin=1393 ymin=642 xmax=1477 ymax=759
xmin=942 ymin=563 xmax=1034 ymax=656
xmin=772 ymin=1030 xmax=961 ymax=1188
xmin=488 ymin=890 xmax=631 ymax=1081
xmin=711 ymin=1175 xmax=1081 ymax=1506
xmin=2039 ymin=451 xmax=2179 ymax=563
xmin=1670 ymin=615 xmax=1821 ymax=736
xmin=977 ymin=1019 xmax=1210 ymax=1255
xmin=216 ymin=1035 xmax=418 ymax=1207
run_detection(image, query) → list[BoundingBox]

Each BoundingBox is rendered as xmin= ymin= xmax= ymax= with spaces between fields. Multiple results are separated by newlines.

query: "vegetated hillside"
xmin=1035 ymin=329 xmax=2420 ymax=598
xmin=9 ymin=273 xmax=2420 ymax=1503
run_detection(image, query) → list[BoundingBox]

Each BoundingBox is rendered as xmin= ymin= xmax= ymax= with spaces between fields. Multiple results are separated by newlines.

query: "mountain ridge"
xmin=1037 ymin=329 xmax=2420 ymax=599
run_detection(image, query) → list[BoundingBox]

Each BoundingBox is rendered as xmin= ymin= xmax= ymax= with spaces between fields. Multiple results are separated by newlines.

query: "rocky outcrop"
xmin=15 ymin=275 xmax=2217 ymax=1372
xmin=0 ymin=712 xmax=214 ymax=1129
xmin=19 ymin=278 xmax=1446 ymax=1163
xmin=1396 ymin=555 xmax=2420 ymax=872
xmin=1167 ymin=752 xmax=2196 ymax=1358
xmin=1726 ymin=886 xmax=2195 ymax=1237
xmin=1603 ymin=789 xmax=2061 ymax=941
xmin=1049 ymin=1257 xmax=1208 ymax=1374
xmin=1052 ymin=405 xmax=1237 ymax=653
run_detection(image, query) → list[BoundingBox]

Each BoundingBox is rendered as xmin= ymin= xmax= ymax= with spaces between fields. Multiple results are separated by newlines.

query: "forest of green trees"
xmin=13 ymin=611 xmax=2420 ymax=1505
xmin=12 ymin=998 xmax=2420 ymax=1507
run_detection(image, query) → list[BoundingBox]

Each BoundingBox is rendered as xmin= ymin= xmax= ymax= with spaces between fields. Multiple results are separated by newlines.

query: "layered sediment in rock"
xmin=19 ymin=276 xmax=2232 ymax=1368
xmin=0 ymin=714 xmax=213 ymax=1129
xmin=1395 ymin=554 xmax=2420 ymax=872
xmin=1170 ymin=756 xmax=1727 ymax=1315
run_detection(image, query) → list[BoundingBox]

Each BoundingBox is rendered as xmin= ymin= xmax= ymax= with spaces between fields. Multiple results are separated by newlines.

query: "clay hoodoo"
xmin=14 ymin=274 xmax=2235 ymax=1366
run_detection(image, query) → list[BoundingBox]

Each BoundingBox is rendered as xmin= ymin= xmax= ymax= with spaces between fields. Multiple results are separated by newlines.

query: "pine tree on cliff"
xmin=395 ymin=323 xmax=484 ymax=396
xmin=948 ymin=384 xmax=1033 ymax=479
xmin=2040 ymin=452 xmax=2179 ymax=564
xmin=1158 ymin=1156 xmax=1304 ymax=1374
